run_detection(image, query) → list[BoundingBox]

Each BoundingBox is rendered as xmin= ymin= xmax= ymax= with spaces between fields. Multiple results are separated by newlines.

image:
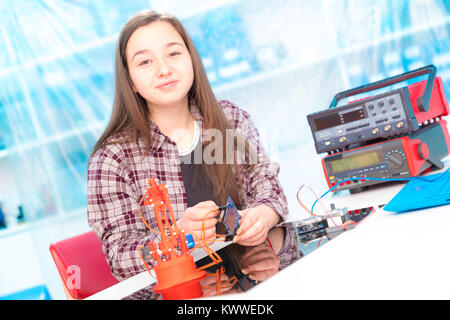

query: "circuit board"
xmin=222 ymin=196 xmax=240 ymax=237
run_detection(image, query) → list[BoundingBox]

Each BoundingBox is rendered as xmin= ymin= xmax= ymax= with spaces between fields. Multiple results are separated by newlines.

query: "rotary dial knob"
xmin=385 ymin=150 xmax=405 ymax=169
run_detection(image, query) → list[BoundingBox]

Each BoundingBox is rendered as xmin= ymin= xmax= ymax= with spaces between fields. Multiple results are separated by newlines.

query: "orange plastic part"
xmin=141 ymin=178 xmax=206 ymax=300
xmin=153 ymin=254 xmax=206 ymax=300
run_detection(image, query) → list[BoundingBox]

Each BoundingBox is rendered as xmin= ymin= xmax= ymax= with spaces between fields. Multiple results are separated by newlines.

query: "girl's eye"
xmin=139 ymin=59 xmax=152 ymax=66
xmin=169 ymin=52 xmax=180 ymax=57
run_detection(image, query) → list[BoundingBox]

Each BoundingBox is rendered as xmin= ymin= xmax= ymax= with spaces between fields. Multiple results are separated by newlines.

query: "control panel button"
xmin=339 ymin=136 xmax=347 ymax=143
xmin=396 ymin=121 xmax=404 ymax=128
xmin=384 ymin=124 xmax=392 ymax=131
xmin=385 ymin=151 xmax=405 ymax=169
xmin=372 ymin=128 xmax=380 ymax=135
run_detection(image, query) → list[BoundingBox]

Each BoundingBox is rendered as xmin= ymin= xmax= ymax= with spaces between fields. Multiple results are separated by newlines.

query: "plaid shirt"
xmin=87 ymin=100 xmax=291 ymax=287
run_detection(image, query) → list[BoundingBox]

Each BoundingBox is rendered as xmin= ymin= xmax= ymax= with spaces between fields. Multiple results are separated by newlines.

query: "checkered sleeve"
xmin=220 ymin=100 xmax=289 ymax=221
xmin=87 ymin=144 xmax=158 ymax=281
xmin=278 ymin=223 xmax=302 ymax=270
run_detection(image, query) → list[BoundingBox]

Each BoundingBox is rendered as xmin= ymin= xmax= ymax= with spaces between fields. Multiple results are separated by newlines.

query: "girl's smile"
xmin=155 ymin=79 xmax=179 ymax=90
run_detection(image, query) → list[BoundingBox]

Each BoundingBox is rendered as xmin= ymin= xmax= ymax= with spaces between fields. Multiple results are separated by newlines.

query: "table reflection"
xmin=196 ymin=223 xmax=301 ymax=297
xmin=196 ymin=210 xmax=359 ymax=298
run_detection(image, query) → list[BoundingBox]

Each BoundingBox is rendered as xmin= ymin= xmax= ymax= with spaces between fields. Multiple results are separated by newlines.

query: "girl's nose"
xmin=156 ymin=59 xmax=171 ymax=77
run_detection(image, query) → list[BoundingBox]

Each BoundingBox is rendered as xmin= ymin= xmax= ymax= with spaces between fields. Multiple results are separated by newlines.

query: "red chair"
xmin=49 ymin=231 xmax=119 ymax=299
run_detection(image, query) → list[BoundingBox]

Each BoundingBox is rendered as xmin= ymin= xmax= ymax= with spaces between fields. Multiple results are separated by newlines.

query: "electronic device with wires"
xmin=216 ymin=196 xmax=240 ymax=241
xmin=294 ymin=183 xmax=378 ymax=257
xmin=291 ymin=204 xmax=376 ymax=246
xmin=293 ymin=205 xmax=375 ymax=256
xmin=346 ymin=206 xmax=375 ymax=224
xmin=293 ymin=208 xmax=347 ymax=244
xmin=307 ymin=65 xmax=449 ymax=154
xmin=322 ymin=120 xmax=450 ymax=192
xmin=384 ymin=169 xmax=450 ymax=212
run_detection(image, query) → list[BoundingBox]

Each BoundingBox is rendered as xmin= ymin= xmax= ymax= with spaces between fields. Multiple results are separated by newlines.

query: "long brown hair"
xmin=91 ymin=10 xmax=253 ymax=208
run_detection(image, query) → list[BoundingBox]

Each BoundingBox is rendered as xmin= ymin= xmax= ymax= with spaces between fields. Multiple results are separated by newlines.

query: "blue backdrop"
xmin=1 ymin=0 xmax=450 ymax=221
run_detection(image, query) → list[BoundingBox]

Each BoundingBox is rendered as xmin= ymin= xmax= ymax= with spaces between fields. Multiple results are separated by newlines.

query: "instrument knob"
xmin=417 ymin=142 xmax=429 ymax=160
xmin=386 ymin=151 xmax=404 ymax=169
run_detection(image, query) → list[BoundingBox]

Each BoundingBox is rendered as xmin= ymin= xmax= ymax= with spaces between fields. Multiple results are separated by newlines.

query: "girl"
xmin=87 ymin=10 xmax=289 ymax=297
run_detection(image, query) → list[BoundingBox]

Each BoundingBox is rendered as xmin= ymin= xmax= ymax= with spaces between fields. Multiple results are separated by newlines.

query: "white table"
xmin=218 ymin=204 xmax=450 ymax=300
xmin=215 ymin=165 xmax=450 ymax=300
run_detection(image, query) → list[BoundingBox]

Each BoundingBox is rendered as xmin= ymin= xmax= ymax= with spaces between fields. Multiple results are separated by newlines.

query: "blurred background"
xmin=1 ymin=0 xmax=450 ymax=299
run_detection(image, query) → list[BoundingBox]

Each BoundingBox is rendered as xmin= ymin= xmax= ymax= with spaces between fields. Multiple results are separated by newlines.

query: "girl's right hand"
xmin=179 ymin=201 xmax=219 ymax=245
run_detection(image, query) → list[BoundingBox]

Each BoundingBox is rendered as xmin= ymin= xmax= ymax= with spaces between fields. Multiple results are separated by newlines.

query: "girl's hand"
xmin=240 ymin=241 xmax=280 ymax=281
xmin=179 ymin=201 xmax=219 ymax=245
xmin=201 ymin=272 xmax=238 ymax=297
xmin=233 ymin=205 xmax=280 ymax=246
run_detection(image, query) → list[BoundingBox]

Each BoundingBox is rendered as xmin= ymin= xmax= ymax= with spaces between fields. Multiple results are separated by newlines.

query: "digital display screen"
xmin=314 ymin=107 xmax=366 ymax=131
xmin=329 ymin=152 xmax=380 ymax=173
xmin=342 ymin=109 xmax=366 ymax=123
xmin=314 ymin=112 xmax=341 ymax=131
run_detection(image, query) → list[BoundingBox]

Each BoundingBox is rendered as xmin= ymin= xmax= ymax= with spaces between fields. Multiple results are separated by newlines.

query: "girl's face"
xmin=125 ymin=21 xmax=194 ymax=110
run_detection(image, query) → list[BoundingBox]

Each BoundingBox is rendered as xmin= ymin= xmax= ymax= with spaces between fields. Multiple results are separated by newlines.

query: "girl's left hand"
xmin=233 ymin=205 xmax=280 ymax=246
